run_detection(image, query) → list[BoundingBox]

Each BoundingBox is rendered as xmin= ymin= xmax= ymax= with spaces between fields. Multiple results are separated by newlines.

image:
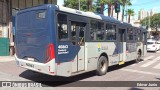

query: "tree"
xmin=120 ymin=0 xmax=132 ymax=21
xmin=127 ymin=9 xmax=135 ymax=23
xmin=87 ymin=0 xmax=92 ymax=11
xmin=63 ymin=0 xmax=115 ymax=16
xmin=64 ymin=0 xmax=79 ymax=10
xmin=140 ymin=13 xmax=160 ymax=34
xmin=64 ymin=0 xmax=94 ymax=12
xmin=150 ymin=14 xmax=160 ymax=32
xmin=140 ymin=17 xmax=149 ymax=27
xmin=106 ymin=0 xmax=115 ymax=16
xmin=80 ymin=0 xmax=88 ymax=11
xmin=95 ymin=0 xmax=114 ymax=15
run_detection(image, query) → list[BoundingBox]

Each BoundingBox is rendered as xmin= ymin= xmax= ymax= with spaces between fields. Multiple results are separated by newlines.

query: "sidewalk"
xmin=0 ymin=56 xmax=15 ymax=62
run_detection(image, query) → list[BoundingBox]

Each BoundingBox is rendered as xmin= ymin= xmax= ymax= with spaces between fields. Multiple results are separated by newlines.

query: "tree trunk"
xmin=101 ymin=3 xmax=104 ymax=14
xmin=128 ymin=15 xmax=130 ymax=23
xmin=87 ymin=0 xmax=92 ymax=11
xmin=122 ymin=5 xmax=125 ymax=21
xmin=111 ymin=5 xmax=114 ymax=17
xmin=87 ymin=0 xmax=89 ymax=11
xmin=156 ymin=24 xmax=158 ymax=32
xmin=155 ymin=24 xmax=159 ymax=39
xmin=108 ymin=4 xmax=111 ymax=16
xmin=89 ymin=0 xmax=92 ymax=11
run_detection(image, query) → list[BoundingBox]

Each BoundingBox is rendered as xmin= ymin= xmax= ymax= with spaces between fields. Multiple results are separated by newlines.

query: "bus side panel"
xmin=85 ymin=42 xmax=99 ymax=71
xmin=108 ymin=42 xmax=121 ymax=66
xmin=86 ymin=42 xmax=120 ymax=71
xmin=137 ymin=42 xmax=143 ymax=53
xmin=126 ymin=42 xmax=137 ymax=61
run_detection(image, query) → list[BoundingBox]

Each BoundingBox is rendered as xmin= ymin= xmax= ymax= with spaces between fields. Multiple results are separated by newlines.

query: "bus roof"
xmin=55 ymin=5 xmax=121 ymax=23
xmin=17 ymin=4 xmax=144 ymax=30
xmin=122 ymin=22 xmax=132 ymax=26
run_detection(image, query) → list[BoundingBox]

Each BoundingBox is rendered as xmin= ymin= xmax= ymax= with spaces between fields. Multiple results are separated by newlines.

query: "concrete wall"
xmin=0 ymin=0 xmax=8 ymax=38
xmin=10 ymin=0 xmax=57 ymax=41
xmin=0 ymin=0 xmax=57 ymax=38
xmin=12 ymin=0 xmax=57 ymax=9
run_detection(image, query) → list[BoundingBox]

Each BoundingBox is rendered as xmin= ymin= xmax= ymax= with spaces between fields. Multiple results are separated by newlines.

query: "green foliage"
xmin=63 ymin=0 xmax=115 ymax=14
xmin=140 ymin=13 xmax=160 ymax=31
xmin=120 ymin=0 xmax=132 ymax=6
xmin=64 ymin=0 xmax=79 ymax=10
xmin=127 ymin=9 xmax=135 ymax=16
xmin=127 ymin=9 xmax=135 ymax=23
xmin=64 ymin=0 xmax=94 ymax=12
xmin=140 ymin=17 xmax=149 ymax=26
xmin=119 ymin=0 xmax=132 ymax=21
xmin=63 ymin=0 xmax=132 ymax=17
xmin=80 ymin=0 xmax=88 ymax=11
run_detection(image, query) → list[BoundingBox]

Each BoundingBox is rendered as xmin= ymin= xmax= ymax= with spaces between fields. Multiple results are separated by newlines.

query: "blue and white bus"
xmin=15 ymin=4 xmax=147 ymax=77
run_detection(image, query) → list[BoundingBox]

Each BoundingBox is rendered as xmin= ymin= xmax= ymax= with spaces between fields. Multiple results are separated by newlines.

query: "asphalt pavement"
xmin=0 ymin=52 xmax=160 ymax=90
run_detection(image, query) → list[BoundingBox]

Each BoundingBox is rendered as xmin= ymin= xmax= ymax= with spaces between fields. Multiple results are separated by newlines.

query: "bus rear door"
xmin=70 ymin=21 xmax=86 ymax=72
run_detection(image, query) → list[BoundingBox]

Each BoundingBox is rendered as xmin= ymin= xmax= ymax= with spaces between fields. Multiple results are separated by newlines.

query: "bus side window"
xmin=90 ymin=20 xmax=104 ymax=41
xmin=128 ymin=29 xmax=133 ymax=41
xmin=79 ymin=26 xmax=84 ymax=45
xmin=57 ymin=13 xmax=68 ymax=41
xmin=71 ymin=23 xmax=76 ymax=45
xmin=90 ymin=20 xmax=97 ymax=41
xmin=105 ymin=23 xmax=116 ymax=40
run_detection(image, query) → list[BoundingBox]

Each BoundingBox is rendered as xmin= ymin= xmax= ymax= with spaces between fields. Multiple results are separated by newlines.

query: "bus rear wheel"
xmin=136 ymin=51 xmax=141 ymax=63
xmin=96 ymin=56 xmax=108 ymax=76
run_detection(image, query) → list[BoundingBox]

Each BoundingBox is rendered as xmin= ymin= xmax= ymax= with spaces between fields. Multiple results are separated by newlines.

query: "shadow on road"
xmin=19 ymin=70 xmax=96 ymax=87
xmin=147 ymin=51 xmax=157 ymax=53
xmin=129 ymin=87 xmax=144 ymax=90
xmin=155 ymin=77 xmax=160 ymax=80
xmin=108 ymin=59 xmax=143 ymax=72
xmin=19 ymin=60 xmax=138 ymax=87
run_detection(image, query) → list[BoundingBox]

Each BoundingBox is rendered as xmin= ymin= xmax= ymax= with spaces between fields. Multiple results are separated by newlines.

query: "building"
xmin=0 ymin=0 xmax=8 ymax=38
xmin=0 ymin=0 xmax=57 ymax=56
xmin=138 ymin=9 xmax=158 ymax=38
xmin=133 ymin=20 xmax=141 ymax=27
xmin=138 ymin=9 xmax=156 ymax=20
xmin=109 ymin=8 xmax=135 ymax=25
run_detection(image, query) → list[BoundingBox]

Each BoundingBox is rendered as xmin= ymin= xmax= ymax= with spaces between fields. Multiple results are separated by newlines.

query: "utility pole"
xmin=148 ymin=12 xmax=151 ymax=38
xmin=126 ymin=5 xmax=128 ymax=22
xmin=79 ymin=0 xmax=80 ymax=10
xmin=149 ymin=13 xmax=150 ymax=29
xmin=117 ymin=12 xmax=119 ymax=20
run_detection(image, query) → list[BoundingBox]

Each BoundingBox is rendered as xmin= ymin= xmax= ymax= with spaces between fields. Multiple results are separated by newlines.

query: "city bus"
xmin=15 ymin=4 xmax=147 ymax=77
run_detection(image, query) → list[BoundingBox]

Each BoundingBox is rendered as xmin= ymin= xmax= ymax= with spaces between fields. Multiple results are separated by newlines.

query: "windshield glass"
xmin=147 ymin=42 xmax=154 ymax=44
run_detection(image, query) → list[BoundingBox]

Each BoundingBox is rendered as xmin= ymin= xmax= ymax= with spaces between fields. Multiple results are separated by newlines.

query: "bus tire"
xmin=136 ymin=51 xmax=141 ymax=63
xmin=96 ymin=56 xmax=108 ymax=76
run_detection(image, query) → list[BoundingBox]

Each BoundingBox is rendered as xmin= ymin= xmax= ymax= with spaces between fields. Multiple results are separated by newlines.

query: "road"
xmin=0 ymin=51 xmax=160 ymax=90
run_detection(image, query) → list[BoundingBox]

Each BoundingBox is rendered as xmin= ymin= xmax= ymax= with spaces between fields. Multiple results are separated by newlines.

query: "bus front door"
xmin=118 ymin=29 xmax=126 ymax=65
xmin=70 ymin=21 xmax=86 ymax=72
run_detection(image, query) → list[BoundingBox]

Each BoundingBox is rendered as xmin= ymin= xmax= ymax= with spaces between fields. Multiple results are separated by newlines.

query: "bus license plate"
xmin=26 ymin=63 xmax=34 ymax=68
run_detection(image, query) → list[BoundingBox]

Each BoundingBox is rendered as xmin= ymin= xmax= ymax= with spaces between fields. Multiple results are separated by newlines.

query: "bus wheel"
xmin=136 ymin=51 xmax=141 ymax=63
xmin=96 ymin=56 xmax=108 ymax=76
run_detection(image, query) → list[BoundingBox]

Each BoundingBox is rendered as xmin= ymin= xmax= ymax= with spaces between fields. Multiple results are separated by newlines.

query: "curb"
xmin=0 ymin=56 xmax=15 ymax=62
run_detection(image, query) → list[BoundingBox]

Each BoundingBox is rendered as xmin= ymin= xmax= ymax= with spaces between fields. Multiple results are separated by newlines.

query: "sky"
xmin=57 ymin=0 xmax=160 ymax=20
xmin=130 ymin=0 xmax=160 ymax=19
